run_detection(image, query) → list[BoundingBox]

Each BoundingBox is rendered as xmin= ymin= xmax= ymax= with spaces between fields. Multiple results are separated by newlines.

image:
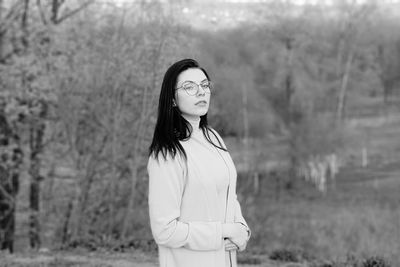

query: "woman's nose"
xmin=197 ymin=85 xmax=206 ymax=96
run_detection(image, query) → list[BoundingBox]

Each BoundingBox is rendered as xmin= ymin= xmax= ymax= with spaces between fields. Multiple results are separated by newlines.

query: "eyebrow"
xmin=182 ymin=79 xmax=208 ymax=84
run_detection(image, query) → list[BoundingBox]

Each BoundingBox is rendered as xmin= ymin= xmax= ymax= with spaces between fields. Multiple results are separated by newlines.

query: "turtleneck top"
xmin=184 ymin=117 xmax=230 ymax=200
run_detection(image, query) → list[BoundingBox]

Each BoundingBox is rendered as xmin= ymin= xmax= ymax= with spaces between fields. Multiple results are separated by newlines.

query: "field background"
xmin=1 ymin=0 xmax=400 ymax=266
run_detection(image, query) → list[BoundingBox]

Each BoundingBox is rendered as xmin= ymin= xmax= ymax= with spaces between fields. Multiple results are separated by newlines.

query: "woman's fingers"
xmin=225 ymin=244 xmax=237 ymax=251
xmin=229 ymin=237 xmax=247 ymax=252
xmin=224 ymin=239 xmax=239 ymax=251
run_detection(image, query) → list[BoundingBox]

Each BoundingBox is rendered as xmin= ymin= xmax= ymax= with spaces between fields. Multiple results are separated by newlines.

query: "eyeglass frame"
xmin=175 ymin=79 xmax=213 ymax=96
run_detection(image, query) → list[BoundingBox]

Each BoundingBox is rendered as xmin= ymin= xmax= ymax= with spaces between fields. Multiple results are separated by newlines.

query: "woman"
xmin=148 ymin=59 xmax=250 ymax=267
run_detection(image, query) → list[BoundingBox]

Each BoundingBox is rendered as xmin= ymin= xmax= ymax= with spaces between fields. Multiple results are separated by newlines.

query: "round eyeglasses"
xmin=176 ymin=80 xmax=212 ymax=96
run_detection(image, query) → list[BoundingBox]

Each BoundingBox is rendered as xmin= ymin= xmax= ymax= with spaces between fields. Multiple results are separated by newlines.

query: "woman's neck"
xmin=182 ymin=115 xmax=201 ymax=131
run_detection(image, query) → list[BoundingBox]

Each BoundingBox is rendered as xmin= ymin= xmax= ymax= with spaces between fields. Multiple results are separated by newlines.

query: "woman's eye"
xmin=184 ymin=85 xmax=196 ymax=90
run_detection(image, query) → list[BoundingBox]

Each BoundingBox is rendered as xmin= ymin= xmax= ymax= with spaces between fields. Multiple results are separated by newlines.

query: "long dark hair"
xmin=149 ymin=58 xmax=227 ymax=160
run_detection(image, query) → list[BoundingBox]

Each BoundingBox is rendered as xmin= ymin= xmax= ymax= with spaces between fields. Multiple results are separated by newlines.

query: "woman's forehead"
xmin=177 ymin=68 xmax=207 ymax=84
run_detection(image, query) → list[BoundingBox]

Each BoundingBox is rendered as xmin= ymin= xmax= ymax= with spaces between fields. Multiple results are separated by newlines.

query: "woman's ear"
xmin=172 ymin=99 xmax=177 ymax=107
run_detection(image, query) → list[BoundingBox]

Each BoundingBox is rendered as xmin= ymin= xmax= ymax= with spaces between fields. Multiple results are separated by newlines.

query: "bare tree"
xmin=333 ymin=0 xmax=376 ymax=123
xmin=35 ymin=0 xmax=95 ymax=25
xmin=0 ymin=96 xmax=24 ymax=253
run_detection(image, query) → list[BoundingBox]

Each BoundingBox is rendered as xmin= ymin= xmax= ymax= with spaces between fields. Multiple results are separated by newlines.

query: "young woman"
xmin=148 ymin=59 xmax=250 ymax=267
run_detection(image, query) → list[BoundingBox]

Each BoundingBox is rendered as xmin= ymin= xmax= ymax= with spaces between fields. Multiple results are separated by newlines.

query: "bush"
xmin=310 ymin=255 xmax=391 ymax=267
xmin=237 ymin=254 xmax=262 ymax=265
xmin=64 ymin=236 xmax=157 ymax=253
xmin=269 ymin=249 xmax=300 ymax=262
xmin=362 ymin=256 xmax=391 ymax=267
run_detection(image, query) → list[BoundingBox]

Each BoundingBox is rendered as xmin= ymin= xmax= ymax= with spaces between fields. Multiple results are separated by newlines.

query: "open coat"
xmin=148 ymin=128 xmax=249 ymax=267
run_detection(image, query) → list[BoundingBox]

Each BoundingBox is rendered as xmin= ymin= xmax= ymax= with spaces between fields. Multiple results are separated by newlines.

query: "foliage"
xmin=236 ymin=254 xmax=262 ymax=265
xmin=0 ymin=258 xmax=113 ymax=267
xmin=362 ymin=256 xmax=391 ymax=267
xmin=269 ymin=249 xmax=301 ymax=262
xmin=311 ymin=254 xmax=392 ymax=267
xmin=63 ymin=236 xmax=157 ymax=253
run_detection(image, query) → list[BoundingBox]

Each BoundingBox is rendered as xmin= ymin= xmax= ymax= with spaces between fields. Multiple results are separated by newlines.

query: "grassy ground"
xmin=1 ymin=251 xmax=157 ymax=267
xmin=3 ymin=159 xmax=398 ymax=267
xmin=0 ymin=251 xmax=293 ymax=267
xmin=224 ymin=112 xmax=400 ymax=266
xmin=5 ymin=113 xmax=400 ymax=267
xmin=235 ymin=160 xmax=400 ymax=266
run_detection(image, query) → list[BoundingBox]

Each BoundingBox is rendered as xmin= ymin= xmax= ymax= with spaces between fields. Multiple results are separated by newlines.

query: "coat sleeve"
xmin=233 ymin=194 xmax=251 ymax=241
xmin=148 ymin=152 xmax=223 ymax=251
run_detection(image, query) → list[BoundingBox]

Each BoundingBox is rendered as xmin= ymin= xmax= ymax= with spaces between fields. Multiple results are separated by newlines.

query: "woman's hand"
xmin=222 ymin=223 xmax=249 ymax=251
xmin=224 ymin=238 xmax=239 ymax=251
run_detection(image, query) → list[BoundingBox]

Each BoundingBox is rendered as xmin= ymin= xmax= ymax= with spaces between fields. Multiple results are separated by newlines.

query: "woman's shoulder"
xmin=147 ymin=150 xmax=188 ymax=183
xmin=148 ymin=150 xmax=186 ymax=167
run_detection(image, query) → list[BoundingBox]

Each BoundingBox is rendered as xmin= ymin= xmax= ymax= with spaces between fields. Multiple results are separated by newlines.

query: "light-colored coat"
xmin=148 ymin=129 xmax=249 ymax=267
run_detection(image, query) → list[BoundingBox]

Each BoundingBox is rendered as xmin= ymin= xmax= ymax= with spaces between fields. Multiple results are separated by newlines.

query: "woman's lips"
xmin=195 ymin=100 xmax=207 ymax=106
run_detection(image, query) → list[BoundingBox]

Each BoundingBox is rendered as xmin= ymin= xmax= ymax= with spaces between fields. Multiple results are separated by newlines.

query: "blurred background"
xmin=1 ymin=0 xmax=400 ymax=266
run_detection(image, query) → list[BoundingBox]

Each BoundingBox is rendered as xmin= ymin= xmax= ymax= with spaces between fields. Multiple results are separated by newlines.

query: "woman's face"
xmin=175 ymin=68 xmax=211 ymax=121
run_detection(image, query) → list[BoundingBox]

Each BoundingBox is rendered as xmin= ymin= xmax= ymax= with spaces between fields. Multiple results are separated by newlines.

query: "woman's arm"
xmin=148 ymin=153 xmax=223 ymax=251
xmin=234 ymin=194 xmax=251 ymax=239
xmin=222 ymin=195 xmax=251 ymax=251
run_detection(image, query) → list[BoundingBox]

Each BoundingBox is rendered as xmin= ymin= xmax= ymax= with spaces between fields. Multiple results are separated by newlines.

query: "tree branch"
xmin=0 ymin=184 xmax=15 ymax=204
xmin=55 ymin=0 xmax=94 ymax=24
xmin=36 ymin=0 xmax=48 ymax=25
xmin=0 ymin=0 xmax=24 ymax=33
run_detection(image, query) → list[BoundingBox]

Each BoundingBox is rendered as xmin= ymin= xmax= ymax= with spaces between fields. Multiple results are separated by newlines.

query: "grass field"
xmin=229 ymin=113 xmax=400 ymax=266
xmin=3 ymin=161 xmax=399 ymax=267
xmin=234 ymin=155 xmax=400 ymax=266
xmin=0 ymin=251 xmax=284 ymax=267
xmin=4 ymin=113 xmax=400 ymax=267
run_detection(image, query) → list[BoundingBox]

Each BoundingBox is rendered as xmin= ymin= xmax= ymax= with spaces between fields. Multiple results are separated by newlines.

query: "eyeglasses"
xmin=175 ymin=80 xmax=212 ymax=96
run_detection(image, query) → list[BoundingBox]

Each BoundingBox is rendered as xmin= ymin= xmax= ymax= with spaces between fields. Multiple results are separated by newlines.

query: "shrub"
xmin=237 ymin=254 xmax=262 ymax=265
xmin=311 ymin=255 xmax=391 ymax=267
xmin=269 ymin=249 xmax=300 ymax=262
xmin=308 ymin=254 xmax=359 ymax=267
xmin=362 ymin=256 xmax=391 ymax=267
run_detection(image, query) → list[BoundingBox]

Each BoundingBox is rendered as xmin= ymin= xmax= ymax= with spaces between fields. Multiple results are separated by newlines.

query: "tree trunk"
xmin=21 ymin=0 xmax=30 ymax=49
xmin=51 ymin=0 xmax=61 ymax=24
xmin=0 ymin=114 xmax=22 ymax=253
xmin=0 ymin=0 xmax=4 ymax=62
xmin=28 ymin=121 xmax=45 ymax=249
xmin=284 ymin=37 xmax=298 ymax=187
xmin=285 ymin=37 xmax=294 ymax=115
xmin=242 ymin=83 xmax=249 ymax=171
xmin=61 ymin=200 xmax=73 ymax=244
xmin=121 ymin=158 xmax=140 ymax=238
xmin=107 ymin=82 xmax=124 ymax=236
xmin=72 ymin=157 xmax=95 ymax=241
xmin=377 ymin=44 xmax=390 ymax=104
xmin=107 ymin=115 xmax=118 ymax=236
xmin=336 ymin=50 xmax=353 ymax=123
xmin=0 ymin=171 xmax=19 ymax=253
xmin=335 ymin=36 xmax=345 ymax=78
